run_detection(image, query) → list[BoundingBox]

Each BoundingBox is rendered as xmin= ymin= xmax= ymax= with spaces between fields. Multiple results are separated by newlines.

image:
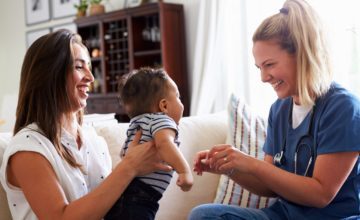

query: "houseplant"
xmin=89 ymin=0 xmax=105 ymax=16
xmin=74 ymin=0 xmax=88 ymax=17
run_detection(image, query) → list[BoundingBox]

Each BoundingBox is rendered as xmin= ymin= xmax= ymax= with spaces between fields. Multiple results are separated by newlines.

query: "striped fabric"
xmin=213 ymin=94 xmax=276 ymax=208
xmin=121 ymin=113 xmax=178 ymax=194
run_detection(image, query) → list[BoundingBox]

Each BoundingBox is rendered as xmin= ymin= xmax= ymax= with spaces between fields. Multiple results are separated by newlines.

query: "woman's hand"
xmin=193 ymin=144 xmax=254 ymax=176
xmin=193 ymin=145 xmax=236 ymax=176
xmin=121 ymin=130 xmax=172 ymax=176
xmin=208 ymin=144 xmax=254 ymax=174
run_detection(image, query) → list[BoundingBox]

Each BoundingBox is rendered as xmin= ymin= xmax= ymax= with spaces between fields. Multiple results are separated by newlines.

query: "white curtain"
xmin=190 ymin=0 xmax=281 ymax=117
xmin=311 ymin=0 xmax=360 ymax=96
xmin=190 ymin=0 xmax=360 ymax=117
xmin=190 ymin=0 xmax=248 ymax=116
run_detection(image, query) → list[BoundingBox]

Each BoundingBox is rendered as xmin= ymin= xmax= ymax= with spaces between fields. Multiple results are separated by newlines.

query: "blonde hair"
xmin=252 ymin=0 xmax=332 ymax=106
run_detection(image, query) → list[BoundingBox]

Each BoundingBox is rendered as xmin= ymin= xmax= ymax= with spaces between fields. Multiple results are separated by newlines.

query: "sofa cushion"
xmin=93 ymin=112 xmax=228 ymax=220
xmin=0 ymin=133 xmax=12 ymax=165
xmin=0 ymin=112 xmax=228 ymax=220
xmin=213 ymin=94 xmax=276 ymax=208
xmin=94 ymin=123 xmax=129 ymax=168
xmin=0 ymin=132 xmax=14 ymax=220
xmin=157 ymin=112 xmax=227 ymax=220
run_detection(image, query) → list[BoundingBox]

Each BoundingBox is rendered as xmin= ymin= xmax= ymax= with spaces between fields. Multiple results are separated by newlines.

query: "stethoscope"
xmin=273 ymin=100 xmax=316 ymax=176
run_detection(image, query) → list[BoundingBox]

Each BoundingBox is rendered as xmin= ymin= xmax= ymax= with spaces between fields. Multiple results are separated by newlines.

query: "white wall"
xmin=0 ymin=0 xmax=26 ymax=131
xmin=0 ymin=0 xmax=200 ymax=131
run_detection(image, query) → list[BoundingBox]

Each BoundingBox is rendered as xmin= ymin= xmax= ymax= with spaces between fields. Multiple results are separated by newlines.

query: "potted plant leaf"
xmin=74 ymin=0 xmax=88 ymax=17
xmin=89 ymin=0 xmax=105 ymax=16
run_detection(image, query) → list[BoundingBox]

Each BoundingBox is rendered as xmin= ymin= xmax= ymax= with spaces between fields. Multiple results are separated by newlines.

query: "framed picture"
xmin=26 ymin=28 xmax=51 ymax=48
xmin=51 ymin=0 xmax=79 ymax=19
xmin=52 ymin=22 xmax=77 ymax=33
xmin=125 ymin=0 xmax=146 ymax=8
xmin=25 ymin=0 xmax=51 ymax=25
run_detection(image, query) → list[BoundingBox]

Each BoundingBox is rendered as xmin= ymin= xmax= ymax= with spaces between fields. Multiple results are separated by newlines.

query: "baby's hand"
xmin=193 ymin=150 xmax=210 ymax=176
xmin=177 ymin=172 xmax=193 ymax=192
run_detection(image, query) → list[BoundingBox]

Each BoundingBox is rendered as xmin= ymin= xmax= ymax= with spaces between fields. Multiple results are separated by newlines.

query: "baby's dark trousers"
xmin=104 ymin=178 xmax=162 ymax=220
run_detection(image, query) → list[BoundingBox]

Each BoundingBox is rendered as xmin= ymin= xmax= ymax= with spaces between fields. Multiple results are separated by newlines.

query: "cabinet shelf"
xmin=105 ymin=38 xmax=128 ymax=44
xmin=75 ymin=2 xmax=189 ymax=121
xmin=134 ymin=49 xmax=161 ymax=57
xmin=91 ymin=57 xmax=102 ymax=62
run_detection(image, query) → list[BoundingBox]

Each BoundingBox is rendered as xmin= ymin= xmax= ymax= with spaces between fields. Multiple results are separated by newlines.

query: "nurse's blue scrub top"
xmin=262 ymin=83 xmax=360 ymax=219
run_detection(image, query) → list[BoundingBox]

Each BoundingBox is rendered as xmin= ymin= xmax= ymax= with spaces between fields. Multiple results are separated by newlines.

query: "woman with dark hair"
xmin=0 ymin=29 xmax=170 ymax=219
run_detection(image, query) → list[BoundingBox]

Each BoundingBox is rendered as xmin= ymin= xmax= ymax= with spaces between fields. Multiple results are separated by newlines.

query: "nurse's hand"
xmin=193 ymin=145 xmax=235 ymax=176
xmin=207 ymin=144 xmax=253 ymax=175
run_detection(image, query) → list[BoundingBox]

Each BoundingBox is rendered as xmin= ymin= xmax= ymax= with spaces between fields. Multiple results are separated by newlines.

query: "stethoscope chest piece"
xmin=273 ymin=150 xmax=285 ymax=166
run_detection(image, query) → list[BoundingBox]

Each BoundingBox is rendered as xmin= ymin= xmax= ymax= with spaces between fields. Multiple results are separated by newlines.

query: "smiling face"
xmin=67 ymin=43 xmax=94 ymax=112
xmin=253 ymin=40 xmax=299 ymax=103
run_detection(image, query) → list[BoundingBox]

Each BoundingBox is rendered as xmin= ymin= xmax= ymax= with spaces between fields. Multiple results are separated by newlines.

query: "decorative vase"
xmin=89 ymin=4 xmax=105 ymax=16
xmin=76 ymin=10 xmax=86 ymax=18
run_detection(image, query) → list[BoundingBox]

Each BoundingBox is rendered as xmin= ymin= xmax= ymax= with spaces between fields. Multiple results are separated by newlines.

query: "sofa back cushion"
xmin=0 ymin=112 xmax=228 ymax=220
xmin=157 ymin=112 xmax=227 ymax=220
xmin=0 ymin=132 xmax=14 ymax=220
xmin=213 ymin=94 xmax=276 ymax=208
xmin=94 ymin=112 xmax=228 ymax=220
xmin=93 ymin=123 xmax=129 ymax=168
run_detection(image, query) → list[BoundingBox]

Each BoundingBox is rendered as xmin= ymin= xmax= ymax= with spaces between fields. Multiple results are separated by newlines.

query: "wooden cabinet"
xmin=74 ymin=2 xmax=189 ymax=121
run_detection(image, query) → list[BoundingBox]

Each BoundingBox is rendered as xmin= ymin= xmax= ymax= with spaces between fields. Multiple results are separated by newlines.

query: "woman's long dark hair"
xmin=15 ymin=29 xmax=85 ymax=169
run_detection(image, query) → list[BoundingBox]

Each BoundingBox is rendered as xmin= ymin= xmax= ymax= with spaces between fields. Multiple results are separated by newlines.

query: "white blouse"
xmin=0 ymin=123 xmax=112 ymax=220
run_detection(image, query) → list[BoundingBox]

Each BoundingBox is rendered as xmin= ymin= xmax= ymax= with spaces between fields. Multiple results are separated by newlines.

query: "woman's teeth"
xmin=272 ymin=80 xmax=283 ymax=89
xmin=78 ymin=86 xmax=89 ymax=93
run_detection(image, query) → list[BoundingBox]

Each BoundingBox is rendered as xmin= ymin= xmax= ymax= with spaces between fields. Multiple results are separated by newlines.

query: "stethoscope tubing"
xmin=274 ymin=99 xmax=316 ymax=176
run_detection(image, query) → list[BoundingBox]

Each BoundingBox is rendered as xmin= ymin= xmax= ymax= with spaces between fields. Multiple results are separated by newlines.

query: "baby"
xmin=105 ymin=67 xmax=193 ymax=220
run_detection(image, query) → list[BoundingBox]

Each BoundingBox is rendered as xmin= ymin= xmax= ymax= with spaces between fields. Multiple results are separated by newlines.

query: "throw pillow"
xmin=213 ymin=94 xmax=276 ymax=208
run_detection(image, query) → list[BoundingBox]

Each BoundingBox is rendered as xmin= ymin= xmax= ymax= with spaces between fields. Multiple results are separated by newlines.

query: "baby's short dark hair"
xmin=118 ymin=67 xmax=170 ymax=118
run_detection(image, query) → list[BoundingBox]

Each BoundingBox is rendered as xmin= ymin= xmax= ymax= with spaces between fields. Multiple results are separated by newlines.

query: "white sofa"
xmin=0 ymin=112 xmax=228 ymax=220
